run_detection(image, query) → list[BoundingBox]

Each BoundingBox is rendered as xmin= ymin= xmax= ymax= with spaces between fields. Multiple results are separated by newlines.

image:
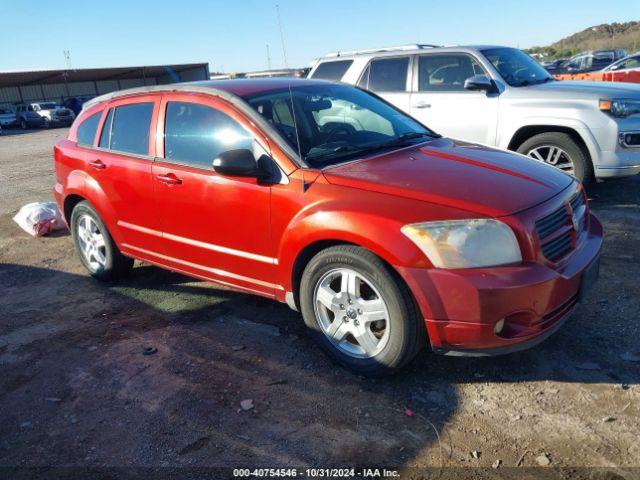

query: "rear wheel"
xmin=517 ymin=132 xmax=592 ymax=182
xmin=299 ymin=245 xmax=425 ymax=377
xmin=70 ymin=201 xmax=133 ymax=281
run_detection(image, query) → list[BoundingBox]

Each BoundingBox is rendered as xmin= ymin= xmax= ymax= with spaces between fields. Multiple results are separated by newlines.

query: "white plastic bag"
xmin=13 ymin=202 xmax=65 ymax=237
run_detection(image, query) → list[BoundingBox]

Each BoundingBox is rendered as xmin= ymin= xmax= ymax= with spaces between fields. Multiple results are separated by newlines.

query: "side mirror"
xmin=212 ymin=149 xmax=270 ymax=178
xmin=464 ymin=75 xmax=495 ymax=93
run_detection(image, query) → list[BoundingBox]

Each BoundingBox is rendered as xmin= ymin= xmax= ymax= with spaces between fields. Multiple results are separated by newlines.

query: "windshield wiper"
xmin=306 ymin=132 xmax=437 ymax=164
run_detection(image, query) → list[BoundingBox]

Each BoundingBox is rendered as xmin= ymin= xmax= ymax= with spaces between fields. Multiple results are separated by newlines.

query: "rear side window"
xmin=76 ymin=112 xmax=101 ymax=146
xmin=106 ymin=103 xmax=154 ymax=155
xmin=365 ymin=57 xmax=409 ymax=92
xmin=164 ymin=101 xmax=253 ymax=169
xmin=310 ymin=60 xmax=353 ymax=81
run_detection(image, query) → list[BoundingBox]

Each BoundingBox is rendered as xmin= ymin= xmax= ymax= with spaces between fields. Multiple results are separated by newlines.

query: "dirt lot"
xmin=1 ymin=128 xmax=639 ymax=479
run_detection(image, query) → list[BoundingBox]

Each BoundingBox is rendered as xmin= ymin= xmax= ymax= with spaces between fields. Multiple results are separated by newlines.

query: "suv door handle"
xmin=156 ymin=173 xmax=182 ymax=185
xmin=413 ymin=102 xmax=431 ymax=109
xmin=89 ymin=159 xmax=106 ymax=170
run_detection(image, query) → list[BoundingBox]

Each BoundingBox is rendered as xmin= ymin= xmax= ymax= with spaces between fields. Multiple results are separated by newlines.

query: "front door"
xmin=409 ymin=53 xmax=499 ymax=145
xmin=151 ymin=94 xmax=276 ymax=297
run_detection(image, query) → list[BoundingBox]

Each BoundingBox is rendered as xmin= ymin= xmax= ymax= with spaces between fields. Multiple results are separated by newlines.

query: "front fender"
xmin=275 ymin=204 xmax=428 ymax=293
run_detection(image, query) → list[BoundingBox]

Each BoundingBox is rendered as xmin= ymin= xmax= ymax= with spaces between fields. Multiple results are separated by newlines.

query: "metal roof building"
xmin=0 ymin=63 xmax=210 ymax=108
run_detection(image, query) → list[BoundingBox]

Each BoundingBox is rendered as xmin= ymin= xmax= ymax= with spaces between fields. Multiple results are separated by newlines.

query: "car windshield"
xmin=241 ymin=83 xmax=438 ymax=168
xmin=482 ymin=47 xmax=553 ymax=87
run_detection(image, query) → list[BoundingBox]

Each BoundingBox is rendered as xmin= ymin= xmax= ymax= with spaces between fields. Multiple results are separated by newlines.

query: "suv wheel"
xmin=70 ymin=201 xmax=133 ymax=281
xmin=299 ymin=245 xmax=425 ymax=377
xmin=517 ymin=132 xmax=592 ymax=182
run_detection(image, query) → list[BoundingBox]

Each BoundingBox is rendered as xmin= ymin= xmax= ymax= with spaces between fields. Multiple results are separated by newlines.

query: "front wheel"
xmin=517 ymin=132 xmax=592 ymax=182
xmin=70 ymin=201 xmax=133 ymax=281
xmin=299 ymin=245 xmax=425 ymax=377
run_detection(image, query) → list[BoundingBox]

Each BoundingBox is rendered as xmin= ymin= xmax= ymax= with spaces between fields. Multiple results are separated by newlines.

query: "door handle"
xmin=89 ymin=159 xmax=106 ymax=170
xmin=413 ymin=102 xmax=431 ymax=109
xmin=156 ymin=173 xmax=182 ymax=185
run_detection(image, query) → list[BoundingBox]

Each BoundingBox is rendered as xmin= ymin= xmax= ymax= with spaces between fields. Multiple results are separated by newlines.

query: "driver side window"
xmin=418 ymin=54 xmax=486 ymax=92
xmin=164 ymin=102 xmax=254 ymax=169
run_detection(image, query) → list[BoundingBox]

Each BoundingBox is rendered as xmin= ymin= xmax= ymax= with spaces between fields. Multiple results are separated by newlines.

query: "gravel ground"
xmin=1 ymin=128 xmax=639 ymax=479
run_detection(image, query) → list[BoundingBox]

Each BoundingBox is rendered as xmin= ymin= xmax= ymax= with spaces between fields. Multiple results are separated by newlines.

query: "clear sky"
xmin=1 ymin=0 xmax=638 ymax=72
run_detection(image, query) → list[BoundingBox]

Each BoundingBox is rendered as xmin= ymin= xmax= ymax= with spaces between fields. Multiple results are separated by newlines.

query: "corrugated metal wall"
xmin=0 ymin=65 xmax=208 ymax=109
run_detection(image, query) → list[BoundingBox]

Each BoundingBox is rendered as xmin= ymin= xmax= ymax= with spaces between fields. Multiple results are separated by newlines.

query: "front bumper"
xmin=397 ymin=213 xmax=603 ymax=356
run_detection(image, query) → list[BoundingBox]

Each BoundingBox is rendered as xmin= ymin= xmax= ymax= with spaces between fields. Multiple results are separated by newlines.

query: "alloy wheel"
xmin=526 ymin=145 xmax=575 ymax=175
xmin=76 ymin=214 xmax=107 ymax=271
xmin=313 ymin=268 xmax=390 ymax=358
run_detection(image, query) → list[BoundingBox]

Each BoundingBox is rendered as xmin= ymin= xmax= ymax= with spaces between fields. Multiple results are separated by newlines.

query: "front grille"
xmin=535 ymin=191 xmax=587 ymax=263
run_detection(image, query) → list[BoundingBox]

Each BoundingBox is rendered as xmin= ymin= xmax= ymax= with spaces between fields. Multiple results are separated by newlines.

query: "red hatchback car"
xmin=54 ymin=79 xmax=602 ymax=376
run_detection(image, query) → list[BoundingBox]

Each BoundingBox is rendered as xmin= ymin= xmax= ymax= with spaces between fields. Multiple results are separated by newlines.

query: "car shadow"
xmin=1 ymin=254 xmax=637 ymax=474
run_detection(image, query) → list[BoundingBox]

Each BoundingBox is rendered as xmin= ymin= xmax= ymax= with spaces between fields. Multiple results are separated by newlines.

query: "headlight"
xmin=599 ymin=98 xmax=640 ymax=118
xmin=401 ymin=219 xmax=522 ymax=269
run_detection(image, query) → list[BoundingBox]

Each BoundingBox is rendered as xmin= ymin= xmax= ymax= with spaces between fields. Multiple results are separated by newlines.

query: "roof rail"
xmin=324 ymin=44 xmax=439 ymax=58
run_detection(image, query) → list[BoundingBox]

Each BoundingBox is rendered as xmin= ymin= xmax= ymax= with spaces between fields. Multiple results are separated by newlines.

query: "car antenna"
xmin=276 ymin=4 xmax=306 ymax=192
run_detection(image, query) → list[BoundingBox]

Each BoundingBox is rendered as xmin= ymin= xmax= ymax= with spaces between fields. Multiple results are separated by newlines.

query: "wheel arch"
xmin=506 ymin=124 xmax=594 ymax=164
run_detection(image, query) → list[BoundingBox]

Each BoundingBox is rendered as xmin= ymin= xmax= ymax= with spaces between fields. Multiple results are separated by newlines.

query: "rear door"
xmin=357 ymin=56 xmax=412 ymax=112
xmin=151 ymin=93 xmax=276 ymax=296
xmin=409 ymin=53 xmax=499 ymax=145
xmin=88 ymin=95 xmax=161 ymax=250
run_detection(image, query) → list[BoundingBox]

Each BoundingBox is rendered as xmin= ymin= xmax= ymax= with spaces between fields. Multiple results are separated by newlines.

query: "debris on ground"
xmin=471 ymin=450 xmax=480 ymax=459
xmin=404 ymin=407 xmax=414 ymax=417
xmin=13 ymin=202 xmax=64 ymax=237
xmin=142 ymin=346 xmax=158 ymax=356
xmin=536 ymin=453 xmax=551 ymax=466
xmin=240 ymin=399 xmax=254 ymax=411
xmin=492 ymin=459 xmax=501 ymax=469
xmin=602 ymin=416 xmax=616 ymax=423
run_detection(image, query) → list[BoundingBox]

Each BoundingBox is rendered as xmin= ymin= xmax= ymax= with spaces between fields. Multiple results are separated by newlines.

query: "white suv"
xmin=308 ymin=45 xmax=640 ymax=182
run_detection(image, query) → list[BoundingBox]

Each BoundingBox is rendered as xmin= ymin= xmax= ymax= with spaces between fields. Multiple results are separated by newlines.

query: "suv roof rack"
xmin=324 ymin=44 xmax=439 ymax=58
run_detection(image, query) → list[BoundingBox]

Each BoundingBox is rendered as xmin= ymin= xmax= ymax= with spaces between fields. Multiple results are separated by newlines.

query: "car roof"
xmin=314 ymin=45 xmax=506 ymax=62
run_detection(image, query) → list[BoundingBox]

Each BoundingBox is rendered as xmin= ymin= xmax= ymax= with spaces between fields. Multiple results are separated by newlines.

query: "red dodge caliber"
xmin=54 ymin=79 xmax=602 ymax=376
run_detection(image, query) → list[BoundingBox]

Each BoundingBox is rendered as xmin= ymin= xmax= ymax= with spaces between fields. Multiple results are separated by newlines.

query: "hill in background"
xmin=527 ymin=21 xmax=640 ymax=58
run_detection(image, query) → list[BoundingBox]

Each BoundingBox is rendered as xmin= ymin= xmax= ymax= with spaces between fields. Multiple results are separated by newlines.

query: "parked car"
xmin=0 ymin=107 xmax=17 ymax=128
xmin=309 ymin=45 xmax=640 ymax=181
xmin=16 ymin=102 xmax=75 ymax=129
xmin=63 ymin=96 xmax=95 ymax=116
xmin=602 ymin=52 xmax=640 ymax=73
xmin=547 ymin=49 xmax=627 ymax=75
xmin=540 ymin=58 xmax=566 ymax=69
xmin=54 ymin=79 xmax=603 ymax=376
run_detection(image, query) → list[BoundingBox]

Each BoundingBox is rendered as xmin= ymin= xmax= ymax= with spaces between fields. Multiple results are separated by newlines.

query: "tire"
xmin=517 ymin=132 xmax=593 ymax=183
xmin=299 ymin=245 xmax=425 ymax=377
xmin=70 ymin=201 xmax=133 ymax=281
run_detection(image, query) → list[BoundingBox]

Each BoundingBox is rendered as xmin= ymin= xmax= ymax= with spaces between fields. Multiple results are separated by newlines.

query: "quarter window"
xmin=310 ymin=60 xmax=353 ymax=81
xmin=418 ymin=55 xmax=486 ymax=92
xmin=364 ymin=57 xmax=409 ymax=92
xmin=76 ymin=112 xmax=101 ymax=146
xmin=164 ymin=102 xmax=253 ymax=169
xmin=107 ymin=103 xmax=154 ymax=155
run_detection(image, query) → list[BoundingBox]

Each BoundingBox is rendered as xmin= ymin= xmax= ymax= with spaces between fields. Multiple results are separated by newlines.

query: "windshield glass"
xmin=482 ymin=47 xmax=553 ymax=86
xmin=241 ymin=83 xmax=437 ymax=168
xmin=38 ymin=103 xmax=59 ymax=110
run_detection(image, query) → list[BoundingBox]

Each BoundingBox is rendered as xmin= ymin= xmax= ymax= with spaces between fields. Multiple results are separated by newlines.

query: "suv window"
xmin=106 ymin=103 xmax=154 ymax=155
xmin=418 ymin=54 xmax=485 ymax=92
xmin=310 ymin=60 xmax=353 ymax=81
xmin=77 ymin=112 xmax=101 ymax=146
xmin=360 ymin=57 xmax=409 ymax=92
xmin=164 ymin=101 xmax=253 ymax=169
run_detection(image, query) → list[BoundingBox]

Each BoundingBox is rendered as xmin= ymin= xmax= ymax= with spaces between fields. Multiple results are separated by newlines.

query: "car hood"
xmin=322 ymin=137 xmax=574 ymax=217
xmin=524 ymin=80 xmax=640 ymax=99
